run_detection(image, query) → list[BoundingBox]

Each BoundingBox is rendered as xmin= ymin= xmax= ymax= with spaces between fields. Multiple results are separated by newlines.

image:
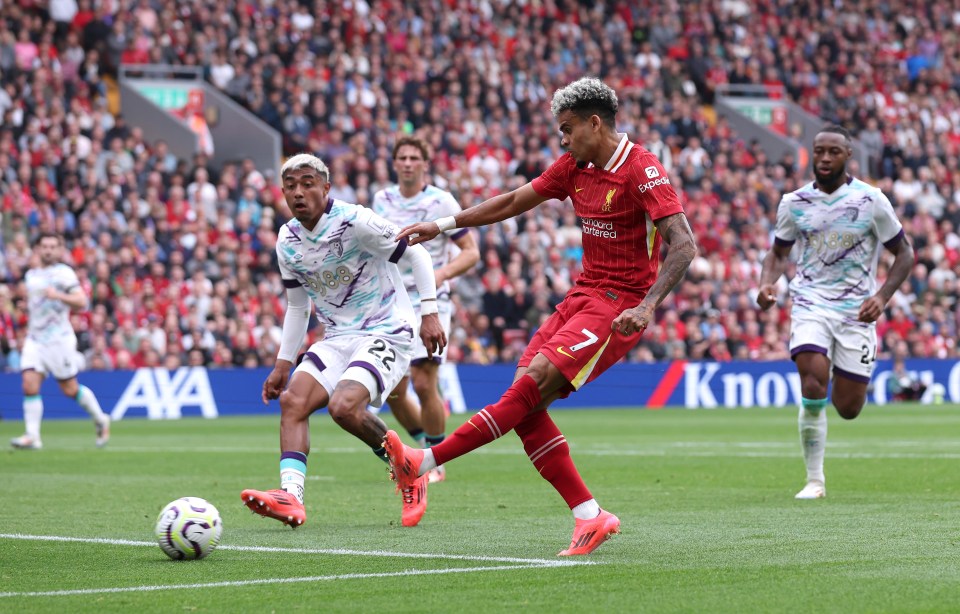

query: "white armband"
xmin=420 ymin=299 xmax=438 ymax=316
xmin=435 ymin=216 xmax=457 ymax=232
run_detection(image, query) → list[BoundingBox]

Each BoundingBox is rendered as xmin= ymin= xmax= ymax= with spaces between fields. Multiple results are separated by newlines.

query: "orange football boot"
xmin=558 ymin=509 xmax=621 ymax=556
xmin=241 ymin=488 xmax=306 ymax=528
xmin=401 ymin=475 xmax=429 ymax=527
xmin=383 ymin=430 xmax=425 ymax=491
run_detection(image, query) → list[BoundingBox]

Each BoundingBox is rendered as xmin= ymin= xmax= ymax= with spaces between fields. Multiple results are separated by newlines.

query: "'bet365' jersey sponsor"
xmin=774 ymin=176 xmax=904 ymax=320
xmin=276 ymin=199 xmax=416 ymax=350
xmin=371 ymin=184 xmax=467 ymax=308
xmin=531 ymin=135 xmax=684 ymax=302
xmin=26 ymin=263 xmax=82 ymax=344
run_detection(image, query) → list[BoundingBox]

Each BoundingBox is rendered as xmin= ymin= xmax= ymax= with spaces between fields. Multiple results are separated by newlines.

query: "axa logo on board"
xmin=111 ymin=367 xmax=218 ymax=420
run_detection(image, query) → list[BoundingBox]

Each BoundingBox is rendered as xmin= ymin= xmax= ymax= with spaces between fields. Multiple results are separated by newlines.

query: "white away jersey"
xmin=371 ymin=185 xmax=468 ymax=306
xmin=276 ymin=199 xmax=417 ymax=350
xmin=26 ymin=263 xmax=82 ymax=344
xmin=774 ymin=176 xmax=904 ymax=320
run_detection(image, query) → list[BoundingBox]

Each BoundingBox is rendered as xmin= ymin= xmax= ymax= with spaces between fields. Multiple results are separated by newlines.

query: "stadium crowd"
xmin=1 ymin=0 xmax=959 ymax=371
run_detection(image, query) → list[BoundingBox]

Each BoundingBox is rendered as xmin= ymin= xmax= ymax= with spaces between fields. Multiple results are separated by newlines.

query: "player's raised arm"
xmin=397 ymin=183 xmax=546 ymax=246
xmin=612 ymin=212 xmax=697 ymax=335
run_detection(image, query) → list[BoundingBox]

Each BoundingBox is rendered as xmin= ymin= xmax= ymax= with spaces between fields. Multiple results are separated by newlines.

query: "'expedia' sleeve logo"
xmin=644 ymin=166 xmax=660 ymax=179
xmin=638 ymin=174 xmax=670 ymax=193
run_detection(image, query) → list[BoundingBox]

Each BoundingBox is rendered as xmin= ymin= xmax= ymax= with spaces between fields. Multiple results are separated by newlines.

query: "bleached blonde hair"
xmin=550 ymin=77 xmax=619 ymax=127
xmin=281 ymin=153 xmax=330 ymax=182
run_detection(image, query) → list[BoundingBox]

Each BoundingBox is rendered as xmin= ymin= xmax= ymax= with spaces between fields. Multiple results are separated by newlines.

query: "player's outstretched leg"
xmin=389 ymin=374 xmax=542 ymax=479
xmin=515 ymin=410 xmax=620 ymax=555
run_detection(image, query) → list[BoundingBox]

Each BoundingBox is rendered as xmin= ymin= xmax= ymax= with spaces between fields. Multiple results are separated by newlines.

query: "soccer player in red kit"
xmin=385 ymin=78 xmax=698 ymax=555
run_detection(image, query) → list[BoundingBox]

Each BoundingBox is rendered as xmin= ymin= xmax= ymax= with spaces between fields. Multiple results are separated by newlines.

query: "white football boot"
xmin=795 ymin=480 xmax=826 ymax=499
xmin=10 ymin=435 xmax=43 ymax=450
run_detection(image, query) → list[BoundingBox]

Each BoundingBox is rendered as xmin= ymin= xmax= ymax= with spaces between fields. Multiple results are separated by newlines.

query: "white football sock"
xmin=24 ymin=395 xmax=43 ymax=440
xmin=280 ymin=468 xmax=306 ymax=503
xmin=418 ymin=448 xmax=437 ymax=475
xmin=76 ymin=385 xmax=108 ymax=424
xmin=799 ymin=400 xmax=828 ymax=484
xmin=572 ymin=499 xmax=601 ymax=520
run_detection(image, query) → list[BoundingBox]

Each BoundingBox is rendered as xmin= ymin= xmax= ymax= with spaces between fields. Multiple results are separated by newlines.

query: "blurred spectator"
xmin=886 ymin=341 xmax=927 ymax=402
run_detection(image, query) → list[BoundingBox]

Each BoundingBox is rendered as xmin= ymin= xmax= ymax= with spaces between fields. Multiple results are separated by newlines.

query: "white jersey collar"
xmin=602 ymin=134 xmax=633 ymax=173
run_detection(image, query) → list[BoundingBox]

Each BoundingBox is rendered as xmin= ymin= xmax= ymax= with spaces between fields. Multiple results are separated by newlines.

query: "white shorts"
xmin=21 ymin=336 xmax=85 ymax=381
xmin=789 ymin=311 xmax=877 ymax=382
xmin=294 ymin=335 xmax=411 ymax=408
xmin=410 ymin=298 xmax=453 ymax=365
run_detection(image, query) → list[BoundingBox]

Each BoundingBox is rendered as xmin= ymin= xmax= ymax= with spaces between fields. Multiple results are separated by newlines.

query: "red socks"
xmin=515 ymin=409 xmax=593 ymax=509
xmin=431 ymin=373 xmax=592 ymax=510
xmin=431 ymin=375 xmax=542 ymax=466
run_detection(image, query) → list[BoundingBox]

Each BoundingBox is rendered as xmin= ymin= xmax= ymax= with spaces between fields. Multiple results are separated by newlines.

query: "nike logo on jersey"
xmin=575 ymin=187 xmax=585 ymax=193
xmin=557 ymin=346 xmax=574 ymax=359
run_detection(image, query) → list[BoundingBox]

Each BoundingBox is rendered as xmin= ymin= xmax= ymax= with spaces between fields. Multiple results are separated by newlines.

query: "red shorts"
xmin=518 ymin=292 xmax=643 ymax=395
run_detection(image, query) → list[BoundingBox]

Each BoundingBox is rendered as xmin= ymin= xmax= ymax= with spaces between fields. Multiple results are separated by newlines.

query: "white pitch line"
xmin=60 ymin=440 xmax=960 ymax=457
xmin=0 ymin=565 xmax=558 ymax=598
xmin=586 ymin=450 xmax=960 ymax=459
xmin=0 ymin=533 xmax=591 ymax=567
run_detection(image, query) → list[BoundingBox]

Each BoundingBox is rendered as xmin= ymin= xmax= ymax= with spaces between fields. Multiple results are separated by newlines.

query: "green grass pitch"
xmin=1 ymin=404 xmax=958 ymax=613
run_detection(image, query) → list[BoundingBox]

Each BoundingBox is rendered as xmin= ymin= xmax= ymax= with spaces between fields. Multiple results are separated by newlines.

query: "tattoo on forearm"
xmin=645 ymin=214 xmax=697 ymax=308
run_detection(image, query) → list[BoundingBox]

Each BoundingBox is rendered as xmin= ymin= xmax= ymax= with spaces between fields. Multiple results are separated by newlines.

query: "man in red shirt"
xmin=385 ymin=78 xmax=697 ymax=555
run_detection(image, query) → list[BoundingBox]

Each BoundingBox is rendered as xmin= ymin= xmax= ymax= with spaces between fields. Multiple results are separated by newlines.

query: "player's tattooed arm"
xmin=612 ymin=212 xmax=697 ymax=335
xmin=646 ymin=212 xmax=697 ymax=306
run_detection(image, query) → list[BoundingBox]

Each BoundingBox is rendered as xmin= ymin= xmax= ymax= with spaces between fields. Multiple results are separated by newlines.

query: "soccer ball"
xmin=155 ymin=497 xmax=223 ymax=560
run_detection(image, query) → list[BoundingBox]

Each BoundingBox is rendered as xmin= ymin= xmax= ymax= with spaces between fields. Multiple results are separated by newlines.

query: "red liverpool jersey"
xmin=531 ymin=135 xmax=683 ymax=300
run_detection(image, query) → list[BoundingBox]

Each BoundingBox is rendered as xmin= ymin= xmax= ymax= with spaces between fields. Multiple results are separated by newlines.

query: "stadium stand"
xmin=0 ymin=0 xmax=958 ymax=371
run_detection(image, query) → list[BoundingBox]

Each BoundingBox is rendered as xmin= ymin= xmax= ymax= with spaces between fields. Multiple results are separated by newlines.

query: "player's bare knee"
xmin=279 ymin=389 xmax=310 ymax=420
xmin=523 ymin=361 xmax=567 ymax=397
xmin=800 ymin=377 xmax=827 ymax=400
xmin=412 ymin=375 xmax=437 ymax=398
xmin=59 ymin=380 xmax=79 ymax=398
xmin=327 ymin=397 xmax=362 ymax=428
xmin=834 ymin=398 xmax=864 ymax=420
